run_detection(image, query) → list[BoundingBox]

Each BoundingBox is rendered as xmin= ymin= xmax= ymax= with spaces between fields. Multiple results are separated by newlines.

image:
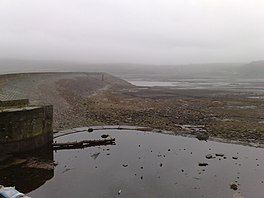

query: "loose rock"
xmin=88 ymin=128 xmax=93 ymax=132
xmin=230 ymin=183 xmax=238 ymax=191
xmin=198 ymin=163 xmax=208 ymax=166
xmin=101 ymin=134 xmax=109 ymax=138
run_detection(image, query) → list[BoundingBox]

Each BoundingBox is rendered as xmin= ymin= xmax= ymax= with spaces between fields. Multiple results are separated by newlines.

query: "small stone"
xmin=216 ymin=153 xmax=224 ymax=157
xmin=230 ymin=183 xmax=238 ymax=191
xmin=101 ymin=134 xmax=109 ymax=138
xmin=160 ymin=163 xmax=163 ymax=167
xmin=88 ymin=128 xmax=93 ymax=132
xmin=196 ymin=133 xmax=209 ymax=141
xmin=198 ymin=163 xmax=208 ymax=167
xmin=122 ymin=164 xmax=128 ymax=167
xmin=205 ymin=154 xmax=213 ymax=159
xmin=232 ymin=156 xmax=238 ymax=160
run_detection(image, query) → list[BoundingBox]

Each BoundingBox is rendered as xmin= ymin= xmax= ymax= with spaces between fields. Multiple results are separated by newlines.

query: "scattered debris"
xmin=53 ymin=138 xmax=115 ymax=150
xmin=62 ymin=168 xmax=72 ymax=173
xmin=91 ymin=152 xmax=100 ymax=160
xmin=205 ymin=154 xmax=213 ymax=159
xmin=88 ymin=128 xmax=94 ymax=132
xmin=230 ymin=183 xmax=238 ymax=191
xmin=101 ymin=134 xmax=109 ymax=138
xmin=198 ymin=163 xmax=208 ymax=167
xmin=0 ymin=185 xmax=30 ymax=198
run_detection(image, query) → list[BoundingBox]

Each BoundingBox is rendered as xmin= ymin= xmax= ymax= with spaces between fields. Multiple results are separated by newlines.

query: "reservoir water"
xmin=1 ymin=129 xmax=264 ymax=198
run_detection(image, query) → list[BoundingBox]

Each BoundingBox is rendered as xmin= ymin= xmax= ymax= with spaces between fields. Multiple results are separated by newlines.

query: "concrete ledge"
xmin=0 ymin=104 xmax=53 ymax=154
xmin=0 ymin=132 xmax=53 ymax=154
xmin=0 ymin=99 xmax=29 ymax=108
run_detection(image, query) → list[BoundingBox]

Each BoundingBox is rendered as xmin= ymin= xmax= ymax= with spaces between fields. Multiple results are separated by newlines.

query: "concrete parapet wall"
xmin=0 ymin=105 xmax=53 ymax=154
xmin=0 ymin=99 xmax=29 ymax=108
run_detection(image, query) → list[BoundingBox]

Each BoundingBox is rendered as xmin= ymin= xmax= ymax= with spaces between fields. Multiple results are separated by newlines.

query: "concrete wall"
xmin=0 ymin=105 xmax=53 ymax=154
xmin=0 ymin=99 xmax=29 ymax=108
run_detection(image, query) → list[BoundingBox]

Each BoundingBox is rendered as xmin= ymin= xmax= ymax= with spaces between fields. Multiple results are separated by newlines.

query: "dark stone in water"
xmin=205 ymin=154 xmax=213 ymax=159
xmin=101 ymin=134 xmax=109 ymax=138
xmin=88 ymin=128 xmax=94 ymax=132
xmin=122 ymin=164 xmax=128 ymax=167
xmin=198 ymin=163 xmax=208 ymax=167
xmin=232 ymin=156 xmax=238 ymax=160
xmin=230 ymin=183 xmax=238 ymax=191
xmin=216 ymin=153 xmax=224 ymax=157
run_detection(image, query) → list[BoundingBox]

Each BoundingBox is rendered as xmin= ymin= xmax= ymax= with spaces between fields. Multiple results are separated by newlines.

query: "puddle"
xmin=1 ymin=129 xmax=264 ymax=198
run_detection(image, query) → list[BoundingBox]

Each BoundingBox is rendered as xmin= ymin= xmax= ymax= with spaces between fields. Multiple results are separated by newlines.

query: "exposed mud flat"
xmin=1 ymin=72 xmax=264 ymax=143
xmin=1 ymin=129 xmax=262 ymax=198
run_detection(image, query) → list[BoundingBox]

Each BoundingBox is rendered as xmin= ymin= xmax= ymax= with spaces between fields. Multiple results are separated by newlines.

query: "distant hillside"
xmin=2 ymin=58 xmax=264 ymax=80
xmin=0 ymin=59 xmax=244 ymax=80
xmin=238 ymin=61 xmax=264 ymax=79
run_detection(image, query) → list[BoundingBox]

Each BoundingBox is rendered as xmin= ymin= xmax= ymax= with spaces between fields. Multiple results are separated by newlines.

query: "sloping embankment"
xmin=0 ymin=72 xmax=133 ymax=130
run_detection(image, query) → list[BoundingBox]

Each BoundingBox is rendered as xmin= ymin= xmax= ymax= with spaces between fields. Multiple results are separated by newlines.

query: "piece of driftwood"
xmin=52 ymin=138 xmax=115 ymax=150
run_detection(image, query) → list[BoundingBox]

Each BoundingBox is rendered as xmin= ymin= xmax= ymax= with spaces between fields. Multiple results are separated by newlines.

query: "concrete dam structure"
xmin=0 ymin=99 xmax=53 ymax=154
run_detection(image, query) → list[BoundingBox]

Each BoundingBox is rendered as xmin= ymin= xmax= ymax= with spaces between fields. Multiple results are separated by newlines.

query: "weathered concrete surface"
xmin=0 ymin=105 xmax=53 ymax=154
xmin=0 ymin=99 xmax=29 ymax=108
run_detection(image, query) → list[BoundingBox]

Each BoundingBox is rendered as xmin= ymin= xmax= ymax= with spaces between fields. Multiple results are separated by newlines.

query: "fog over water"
xmin=0 ymin=0 xmax=264 ymax=65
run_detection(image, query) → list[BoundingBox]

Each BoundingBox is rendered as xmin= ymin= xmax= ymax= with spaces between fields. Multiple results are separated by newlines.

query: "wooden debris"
xmin=52 ymin=138 xmax=115 ymax=150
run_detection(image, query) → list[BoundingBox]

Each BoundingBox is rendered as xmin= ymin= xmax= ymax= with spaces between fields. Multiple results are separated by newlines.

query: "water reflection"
xmin=0 ymin=146 xmax=54 ymax=194
xmin=1 ymin=130 xmax=264 ymax=198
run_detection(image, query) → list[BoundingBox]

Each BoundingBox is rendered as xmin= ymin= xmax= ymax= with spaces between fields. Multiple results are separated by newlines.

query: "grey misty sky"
xmin=0 ymin=0 xmax=263 ymax=64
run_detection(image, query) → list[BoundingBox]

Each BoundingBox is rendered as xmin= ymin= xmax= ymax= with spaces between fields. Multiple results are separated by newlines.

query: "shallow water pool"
xmin=2 ymin=129 xmax=264 ymax=198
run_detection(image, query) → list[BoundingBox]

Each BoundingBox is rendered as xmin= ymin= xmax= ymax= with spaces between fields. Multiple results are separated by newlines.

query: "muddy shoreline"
xmin=83 ymin=85 xmax=264 ymax=144
xmin=55 ymin=125 xmax=264 ymax=149
xmin=1 ymin=72 xmax=264 ymax=144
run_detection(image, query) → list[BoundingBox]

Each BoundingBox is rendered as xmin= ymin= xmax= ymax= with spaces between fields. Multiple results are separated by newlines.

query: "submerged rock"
xmin=88 ymin=128 xmax=94 ymax=132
